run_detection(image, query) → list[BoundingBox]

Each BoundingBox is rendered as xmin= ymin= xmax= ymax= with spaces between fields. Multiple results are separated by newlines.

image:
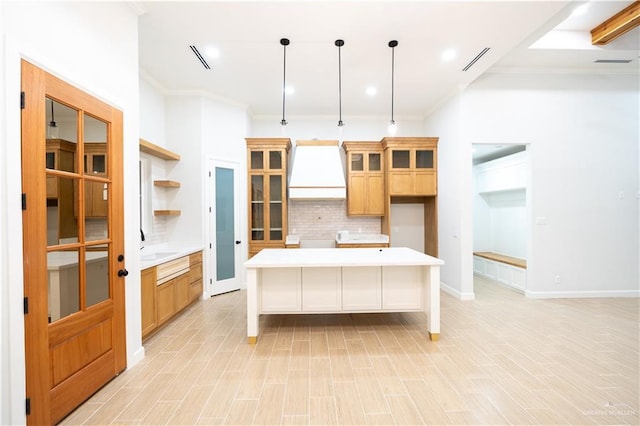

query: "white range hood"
xmin=288 ymin=140 xmax=346 ymax=200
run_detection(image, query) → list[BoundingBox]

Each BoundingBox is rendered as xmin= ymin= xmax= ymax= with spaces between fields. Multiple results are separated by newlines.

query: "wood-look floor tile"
xmin=309 ymin=397 xmax=338 ymax=425
xmin=253 ymin=382 xmax=285 ymax=425
xmin=64 ymin=278 xmax=638 ymax=426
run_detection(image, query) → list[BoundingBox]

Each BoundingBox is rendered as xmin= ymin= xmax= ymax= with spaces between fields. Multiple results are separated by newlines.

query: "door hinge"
xmin=22 ymin=193 xmax=26 ymax=210
xmin=25 ymin=397 xmax=31 ymax=415
xmin=209 ymin=243 xmax=212 ymax=249
xmin=209 ymin=206 xmax=212 ymax=213
xmin=210 ymin=278 xmax=213 ymax=284
xmin=209 ymin=171 xmax=212 ymax=177
xmin=20 ymin=92 xmax=25 ymax=109
xmin=23 ymin=297 xmax=28 ymax=314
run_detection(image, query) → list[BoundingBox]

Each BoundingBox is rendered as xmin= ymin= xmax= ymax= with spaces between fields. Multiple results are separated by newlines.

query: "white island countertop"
xmin=245 ymin=247 xmax=444 ymax=268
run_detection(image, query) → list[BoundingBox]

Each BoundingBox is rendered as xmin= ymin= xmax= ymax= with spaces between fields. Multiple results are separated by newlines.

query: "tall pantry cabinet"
xmin=245 ymin=138 xmax=291 ymax=258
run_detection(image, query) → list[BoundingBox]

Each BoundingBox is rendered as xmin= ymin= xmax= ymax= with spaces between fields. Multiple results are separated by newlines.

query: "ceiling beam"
xmin=591 ymin=1 xmax=640 ymax=45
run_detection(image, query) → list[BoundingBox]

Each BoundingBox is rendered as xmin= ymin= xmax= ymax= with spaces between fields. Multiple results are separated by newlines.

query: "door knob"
xmin=118 ymin=269 xmax=129 ymax=277
xmin=235 ymin=240 xmax=241 ymax=245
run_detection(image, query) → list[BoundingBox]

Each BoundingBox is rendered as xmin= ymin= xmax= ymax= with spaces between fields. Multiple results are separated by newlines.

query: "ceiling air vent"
xmin=189 ymin=45 xmax=211 ymax=70
xmin=594 ymin=59 xmax=633 ymax=64
xmin=462 ymin=47 xmax=490 ymax=71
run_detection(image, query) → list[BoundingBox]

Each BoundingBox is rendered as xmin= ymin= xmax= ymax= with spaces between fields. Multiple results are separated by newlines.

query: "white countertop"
xmin=140 ymin=243 xmax=203 ymax=269
xmin=245 ymin=247 xmax=444 ymax=268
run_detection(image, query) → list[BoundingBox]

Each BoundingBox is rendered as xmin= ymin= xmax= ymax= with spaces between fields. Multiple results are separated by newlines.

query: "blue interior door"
xmin=212 ymin=164 xmax=240 ymax=295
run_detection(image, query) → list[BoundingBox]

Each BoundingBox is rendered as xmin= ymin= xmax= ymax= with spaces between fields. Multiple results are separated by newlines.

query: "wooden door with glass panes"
xmin=245 ymin=138 xmax=290 ymax=258
xmin=21 ymin=60 xmax=126 ymax=425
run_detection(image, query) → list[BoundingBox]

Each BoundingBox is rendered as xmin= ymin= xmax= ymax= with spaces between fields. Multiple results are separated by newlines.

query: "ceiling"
xmin=137 ymin=0 xmax=638 ymax=123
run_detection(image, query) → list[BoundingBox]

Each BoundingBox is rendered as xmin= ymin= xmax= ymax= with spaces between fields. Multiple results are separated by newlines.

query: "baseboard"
xmin=440 ymin=281 xmax=475 ymax=300
xmin=128 ymin=345 xmax=146 ymax=368
xmin=525 ymin=289 xmax=640 ymax=299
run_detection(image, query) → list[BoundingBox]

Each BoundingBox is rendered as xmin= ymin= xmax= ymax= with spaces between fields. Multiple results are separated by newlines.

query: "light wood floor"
xmin=62 ymin=278 xmax=639 ymax=425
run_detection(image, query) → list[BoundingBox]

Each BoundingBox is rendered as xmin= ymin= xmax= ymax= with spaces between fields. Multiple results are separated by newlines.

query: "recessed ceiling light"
xmin=204 ymin=46 xmax=220 ymax=59
xmin=441 ymin=48 xmax=457 ymax=62
xmin=365 ymin=87 xmax=377 ymax=96
xmin=285 ymin=85 xmax=295 ymax=95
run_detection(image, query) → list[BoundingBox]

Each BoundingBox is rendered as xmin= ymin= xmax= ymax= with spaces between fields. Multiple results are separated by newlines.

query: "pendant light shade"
xmin=335 ymin=39 xmax=345 ymax=127
xmin=280 ymin=38 xmax=290 ymax=126
xmin=388 ymin=40 xmax=398 ymax=135
xmin=48 ymin=99 xmax=59 ymax=139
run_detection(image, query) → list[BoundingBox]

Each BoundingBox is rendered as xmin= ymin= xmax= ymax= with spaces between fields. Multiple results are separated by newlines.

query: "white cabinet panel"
xmin=382 ymin=266 xmax=422 ymax=310
xmin=496 ymin=263 xmax=511 ymax=285
xmin=484 ymin=261 xmax=497 ymax=280
xmin=261 ymin=268 xmax=301 ymax=312
xmin=511 ymin=267 xmax=526 ymax=291
xmin=302 ymin=267 xmax=342 ymax=312
xmin=473 ymin=256 xmax=485 ymax=275
xmin=342 ymin=267 xmax=381 ymax=310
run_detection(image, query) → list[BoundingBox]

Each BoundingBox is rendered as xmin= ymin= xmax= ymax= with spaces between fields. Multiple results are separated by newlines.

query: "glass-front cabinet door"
xmin=246 ymin=138 xmax=291 ymax=257
xmin=382 ymin=137 xmax=438 ymax=196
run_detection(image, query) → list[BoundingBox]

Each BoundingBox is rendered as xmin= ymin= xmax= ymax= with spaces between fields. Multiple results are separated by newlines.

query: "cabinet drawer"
xmin=189 ymin=262 xmax=203 ymax=283
xmin=190 ymin=251 xmax=202 ymax=265
xmin=157 ymin=256 xmax=190 ymax=284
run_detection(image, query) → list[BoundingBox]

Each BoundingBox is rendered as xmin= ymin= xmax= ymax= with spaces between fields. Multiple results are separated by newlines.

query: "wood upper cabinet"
xmin=84 ymin=143 xmax=108 ymax=217
xmin=381 ymin=137 xmax=438 ymax=196
xmin=245 ymin=138 xmax=291 ymax=258
xmin=342 ymin=141 xmax=384 ymax=216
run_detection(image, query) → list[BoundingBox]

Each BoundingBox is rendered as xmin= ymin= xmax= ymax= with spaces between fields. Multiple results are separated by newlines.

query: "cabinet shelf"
xmin=154 ymin=180 xmax=181 ymax=188
xmin=139 ymin=138 xmax=180 ymax=161
xmin=154 ymin=210 xmax=181 ymax=216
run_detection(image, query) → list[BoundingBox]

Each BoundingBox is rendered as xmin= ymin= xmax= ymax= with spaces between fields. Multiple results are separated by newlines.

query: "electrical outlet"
xmin=554 ymin=275 xmax=561 ymax=285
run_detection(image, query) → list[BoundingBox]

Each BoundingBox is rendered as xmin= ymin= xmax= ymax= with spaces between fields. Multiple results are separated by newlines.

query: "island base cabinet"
xmin=302 ymin=267 xmax=341 ymax=312
xmin=382 ymin=266 xmax=423 ymax=310
xmin=342 ymin=267 xmax=381 ymax=310
xmin=260 ymin=268 xmax=301 ymax=312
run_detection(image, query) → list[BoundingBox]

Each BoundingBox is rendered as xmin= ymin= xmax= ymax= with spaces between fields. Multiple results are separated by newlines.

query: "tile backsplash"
xmin=288 ymin=200 xmax=382 ymax=240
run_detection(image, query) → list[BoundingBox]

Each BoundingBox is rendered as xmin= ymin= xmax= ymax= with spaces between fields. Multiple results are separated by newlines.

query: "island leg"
xmin=246 ymin=268 xmax=259 ymax=344
xmin=424 ymin=265 xmax=440 ymax=341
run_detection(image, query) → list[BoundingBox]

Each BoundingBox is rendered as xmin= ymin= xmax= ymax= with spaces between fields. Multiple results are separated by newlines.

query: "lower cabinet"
xmin=141 ymin=250 xmax=204 ymax=340
xmin=141 ymin=267 xmax=157 ymax=337
xmin=259 ymin=265 xmax=423 ymax=313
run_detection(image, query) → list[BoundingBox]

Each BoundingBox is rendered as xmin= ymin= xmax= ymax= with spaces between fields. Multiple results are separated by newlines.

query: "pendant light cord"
xmin=388 ymin=40 xmax=398 ymax=127
xmin=336 ymin=39 xmax=345 ymax=127
xmin=280 ymin=38 xmax=290 ymax=126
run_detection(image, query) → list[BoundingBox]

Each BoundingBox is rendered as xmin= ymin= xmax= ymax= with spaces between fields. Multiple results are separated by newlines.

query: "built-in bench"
xmin=473 ymin=252 xmax=526 ymax=269
xmin=473 ymin=252 xmax=526 ymax=292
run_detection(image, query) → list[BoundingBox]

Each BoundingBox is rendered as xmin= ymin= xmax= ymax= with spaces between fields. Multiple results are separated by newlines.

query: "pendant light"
xmin=335 ymin=39 xmax=345 ymax=127
xmin=48 ymin=99 xmax=59 ymax=139
xmin=280 ymin=38 xmax=290 ymax=126
xmin=388 ymin=40 xmax=398 ymax=136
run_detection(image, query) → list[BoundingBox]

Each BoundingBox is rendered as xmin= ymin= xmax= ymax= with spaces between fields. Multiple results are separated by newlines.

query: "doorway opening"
xmin=471 ymin=143 xmax=529 ymax=296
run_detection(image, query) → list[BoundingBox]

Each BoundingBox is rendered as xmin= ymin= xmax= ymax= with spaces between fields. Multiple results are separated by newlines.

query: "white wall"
xmin=0 ymin=2 xmax=141 ymax=424
xmin=428 ymin=72 xmax=639 ymax=298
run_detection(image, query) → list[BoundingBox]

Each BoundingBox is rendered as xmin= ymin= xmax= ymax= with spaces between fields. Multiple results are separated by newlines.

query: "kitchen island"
xmin=245 ymin=247 xmax=444 ymax=343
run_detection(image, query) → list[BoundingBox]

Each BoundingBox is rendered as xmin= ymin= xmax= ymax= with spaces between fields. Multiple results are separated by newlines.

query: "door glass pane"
xmin=392 ymin=150 xmax=410 ymax=168
xmin=269 ymin=150 xmax=282 ymax=169
xmin=46 ymin=98 xmax=78 ymax=143
xmin=251 ymin=175 xmax=264 ymax=240
xmin=368 ymin=153 xmax=381 ymax=171
xmin=85 ymin=245 xmax=109 ymax=309
xmin=250 ymin=151 xmax=263 ymax=169
xmin=416 ymin=150 xmax=434 ymax=168
xmin=215 ymin=167 xmax=235 ymax=281
xmin=269 ymin=175 xmax=283 ymax=240
xmin=47 ymin=176 xmax=79 ymax=246
xmin=92 ymin=155 xmax=106 ymax=174
xmin=351 ymin=153 xmax=364 ymax=171
xmin=47 ymin=249 xmax=80 ymax=322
